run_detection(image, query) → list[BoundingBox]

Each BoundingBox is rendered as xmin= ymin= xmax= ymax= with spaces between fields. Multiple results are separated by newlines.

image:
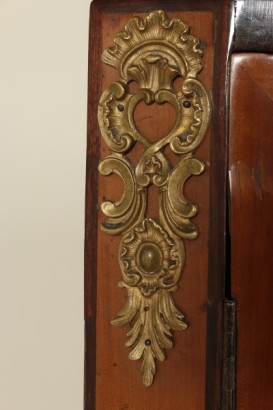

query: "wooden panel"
xmin=97 ymin=11 xmax=212 ymax=410
xmin=233 ymin=0 xmax=273 ymax=53
xmin=229 ymin=53 xmax=273 ymax=410
xmin=85 ymin=1 xmax=230 ymax=409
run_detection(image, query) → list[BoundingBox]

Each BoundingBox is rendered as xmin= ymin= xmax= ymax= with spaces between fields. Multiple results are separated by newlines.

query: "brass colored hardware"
xmin=98 ymin=10 xmax=211 ymax=386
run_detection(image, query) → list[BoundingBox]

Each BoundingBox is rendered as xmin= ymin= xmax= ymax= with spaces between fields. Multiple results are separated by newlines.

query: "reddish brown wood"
xmin=85 ymin=1 xmax=230 ymax=409
xmin=229 ymin=53 xmax=273 ymax=410
xmin=96 ymin=12 xmax=212 ymax=410
xmin=84 ymin=3 xmax=102 ymax=408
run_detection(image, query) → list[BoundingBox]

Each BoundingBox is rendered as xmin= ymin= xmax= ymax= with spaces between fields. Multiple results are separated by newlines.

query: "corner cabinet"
xmin=84 ymin=1 xmax=273 ymax=409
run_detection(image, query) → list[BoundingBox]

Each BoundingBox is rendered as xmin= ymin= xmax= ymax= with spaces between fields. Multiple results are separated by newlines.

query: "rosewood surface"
xmin=85 ymin=1 xmax=230 ymax=409
xmin=229 ymin=53 xmax=273 ymax=410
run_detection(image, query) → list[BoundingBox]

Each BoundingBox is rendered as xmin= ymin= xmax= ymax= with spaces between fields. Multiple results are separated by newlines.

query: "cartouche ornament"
xmin=98 ymin=10 xmax=211 ymax=386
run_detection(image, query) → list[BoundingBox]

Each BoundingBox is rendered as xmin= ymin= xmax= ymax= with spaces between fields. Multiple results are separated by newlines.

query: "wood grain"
xmin=85 ymin=1 xmax=230 ymax=409
xmin=229 ymin=53 xmax=273 ymax=410
xmin=233 ymin=0 xmax=273 ymax=53
xmin=96 ymin=11 xmax=213 ymax=410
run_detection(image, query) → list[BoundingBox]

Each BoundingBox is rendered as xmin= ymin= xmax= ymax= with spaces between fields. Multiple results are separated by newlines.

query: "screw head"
xmin=183 ymin=101 xmax=191 ymax=108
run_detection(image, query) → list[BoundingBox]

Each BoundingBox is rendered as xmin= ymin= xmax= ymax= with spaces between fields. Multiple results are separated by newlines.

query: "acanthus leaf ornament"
xmin=97 ymin=10 xmax=211 ymax=387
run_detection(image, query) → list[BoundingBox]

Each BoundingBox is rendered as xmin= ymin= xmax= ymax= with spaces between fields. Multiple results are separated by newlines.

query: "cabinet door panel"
xmin=229 ymin=53 xmax=273 ymax=410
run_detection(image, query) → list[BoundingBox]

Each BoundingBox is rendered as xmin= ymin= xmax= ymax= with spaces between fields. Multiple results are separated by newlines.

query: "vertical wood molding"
xmin=229 ymin=53 xmax=273 ymax=410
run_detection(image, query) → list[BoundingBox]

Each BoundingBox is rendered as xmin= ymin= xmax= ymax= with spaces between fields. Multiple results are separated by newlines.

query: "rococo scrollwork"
xmin=97 ymin=10 xmax=211 ymax=386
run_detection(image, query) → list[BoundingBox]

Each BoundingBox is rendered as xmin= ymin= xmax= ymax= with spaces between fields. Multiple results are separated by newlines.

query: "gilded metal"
xmin=98 ymin=10 xmax=211 ymax=386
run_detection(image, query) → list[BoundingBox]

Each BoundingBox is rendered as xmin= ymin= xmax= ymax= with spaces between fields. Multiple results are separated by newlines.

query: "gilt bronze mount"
xmin=97 ymin=10 xmax=211 ymax=386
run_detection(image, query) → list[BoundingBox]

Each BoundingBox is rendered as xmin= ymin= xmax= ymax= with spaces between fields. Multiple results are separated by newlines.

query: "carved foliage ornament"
xmin=97 ymin=10 xmax=211 ymax=387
